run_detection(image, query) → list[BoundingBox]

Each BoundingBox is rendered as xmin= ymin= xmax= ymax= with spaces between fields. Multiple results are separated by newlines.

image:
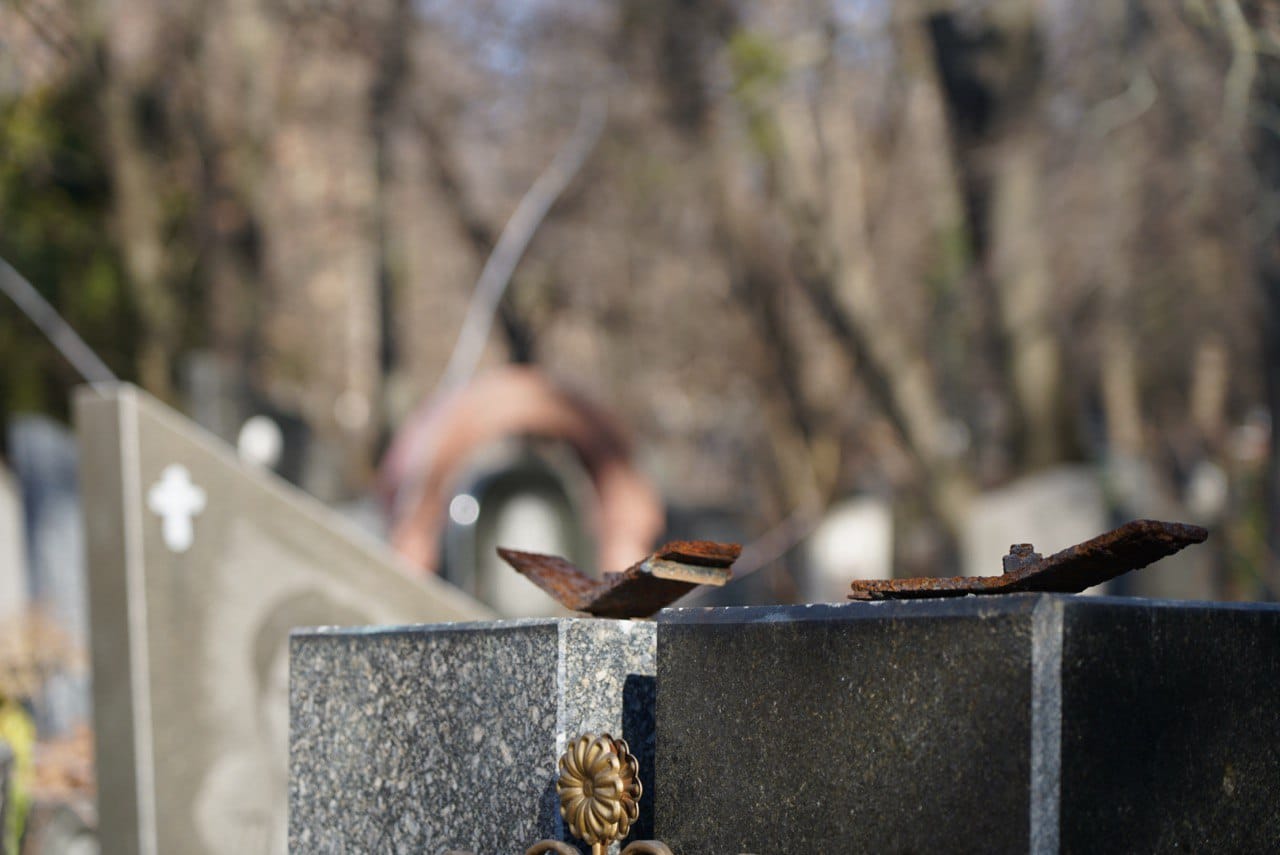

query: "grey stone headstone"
xmin=801 ymin=496 xmax=892 ymax=601
xmin=7 ymin=415 xmax=89 ymax=735
xmin=74 ymin=385 xmax=491 ymax=855
xmin=1105 ymin=457 xmax=1215 ymax=599
xmin=0 ymin=464 xmax=26 ymax=624
xmin=0 ymin=740 xmax=11 ymax=855
xmin=290 ymin=617 xmax=655 ymax=854
xmin=655 ymin=595 xmax=1280 ymax=854
xmin=23 ymin=802 xmax=100 ymax=855
xmin=962 ymin=465 xmax=1108 ymax=579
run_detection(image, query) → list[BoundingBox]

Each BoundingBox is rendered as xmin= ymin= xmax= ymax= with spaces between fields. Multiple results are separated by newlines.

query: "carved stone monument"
xmin=75 ymin=385 xmax=491 ymax=855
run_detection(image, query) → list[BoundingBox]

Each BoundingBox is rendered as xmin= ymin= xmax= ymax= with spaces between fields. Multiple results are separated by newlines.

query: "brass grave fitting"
xmin=452 ymin=732 xmax=675 ymax=855
xmin=523 ymin=731 xmax=672 ymax=855
xmin=555 ymin=733 xmax=642 ymax=855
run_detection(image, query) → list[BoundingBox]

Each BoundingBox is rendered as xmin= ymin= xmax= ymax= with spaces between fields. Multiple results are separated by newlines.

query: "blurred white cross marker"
xmin=147 ymin=464 xmax=207 ymax=554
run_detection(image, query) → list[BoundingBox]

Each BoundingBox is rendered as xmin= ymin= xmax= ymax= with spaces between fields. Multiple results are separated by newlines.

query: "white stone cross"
xmin=147 ymin=464 xmax=207 ymax=554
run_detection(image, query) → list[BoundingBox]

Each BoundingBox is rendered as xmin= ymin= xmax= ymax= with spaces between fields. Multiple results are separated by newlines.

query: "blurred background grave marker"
xmin=961 ymin=466 xmax=1109 ymax=582
xmin=0 ymin=464 xmax=26 ymax=626
xmin=7 ymin=416 xmax=88 ymax=739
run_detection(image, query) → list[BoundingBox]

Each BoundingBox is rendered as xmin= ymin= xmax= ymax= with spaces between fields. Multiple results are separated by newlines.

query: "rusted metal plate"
xmin=652 ymin=540 xmax=741 ymax=566
xmin=848 ymin=519 xmax=1208 ymax=601
xmin=498 ymin=541 xmax=740 ymax=618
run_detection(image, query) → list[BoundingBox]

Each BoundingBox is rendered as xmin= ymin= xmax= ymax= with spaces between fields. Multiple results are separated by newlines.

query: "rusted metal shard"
xmin=848 ymin=519 xmax=1208 ymax=601
xmin=497 ymin=540 xmax=740 ymax=618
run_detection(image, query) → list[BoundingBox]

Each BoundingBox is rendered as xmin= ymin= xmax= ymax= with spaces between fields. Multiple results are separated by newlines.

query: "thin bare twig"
xmin=436 ymin=95 xmax=607 ymax=394
xmin=392 ymin=95 xmax=607 ymax=520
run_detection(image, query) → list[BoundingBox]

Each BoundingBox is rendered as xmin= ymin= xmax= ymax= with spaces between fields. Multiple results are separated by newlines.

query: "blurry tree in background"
xmin=0 ymin=63 xmax=135 ymax=420
xmin=2 ymin=0 xmax=1280 ymax=595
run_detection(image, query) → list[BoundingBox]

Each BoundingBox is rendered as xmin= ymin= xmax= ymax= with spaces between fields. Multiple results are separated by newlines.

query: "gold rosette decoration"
xmin=556 ymin=733 xmax=642 ymax=853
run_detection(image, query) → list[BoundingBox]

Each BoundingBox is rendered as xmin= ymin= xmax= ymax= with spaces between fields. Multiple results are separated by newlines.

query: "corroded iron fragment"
xmin=849 ymin=519 xmax=1208 ymax=601
xmin=497 ymin=540 xmax=739 ymax=618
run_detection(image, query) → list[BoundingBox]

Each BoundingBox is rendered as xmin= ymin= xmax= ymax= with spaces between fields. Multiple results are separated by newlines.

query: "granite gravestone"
xmin=655 ymin=595 xmax=1280 ymax=854
xmin=75 ymin=385 xmax=491 ymax=855
xmin=290 ymin=617 xmax=655 ymax=855
xmin=442 ymin=446 xmax=590 ymax=619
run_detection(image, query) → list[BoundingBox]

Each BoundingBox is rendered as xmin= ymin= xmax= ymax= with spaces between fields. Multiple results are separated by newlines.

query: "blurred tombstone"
xmin=1185 ymin=460 xmax=1229 ymax=523
xmin=0 ymin=464 xmax=26 ymax=624
xmin=962 ymin=465 xmax=1108 ymax=581
xmin=181 ymin=352 xmax=246 ymax=446
xmin=0 ymin=740 xmax=10 ymax=855
xmin=442 ymin=444 xmax=591 ymax=617
xmin=236 ymin=415 xmax=284 ymax=471
xmin=74 ymin=385 xmax=490 ymax=855
xmin=802 ymin=496 xmax=893 ymax=602
xmin=183 ymin=351 xmax=313 ymax=491
xmin=7 ymin=416 xmax=88 ymax=736
xmin=22 ymin=802 xmax=99 ymax=855
xmin=381 ymin=367 xmax=664 ymax=610
xmin=1105 ymin=456 xmax=1214 ymax=599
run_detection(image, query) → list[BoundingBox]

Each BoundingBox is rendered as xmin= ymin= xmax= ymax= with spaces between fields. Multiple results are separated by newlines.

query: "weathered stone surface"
xmin=1057 ymin=600 xmax=1280 ymax=852
xmin=290 ymin=617 xmax=655 ymax=855
xmin=655 ymin=595 xmax=1280 ymax=854
xmin=75 ymin=385 xmax=490 ymax=855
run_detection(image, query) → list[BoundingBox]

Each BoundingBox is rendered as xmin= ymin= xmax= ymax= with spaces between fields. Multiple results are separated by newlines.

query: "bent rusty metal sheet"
xmin=498 ymin=540 xmax=740 ymax=618
xmin=848 ymin=519 xmax=1208 ymax=601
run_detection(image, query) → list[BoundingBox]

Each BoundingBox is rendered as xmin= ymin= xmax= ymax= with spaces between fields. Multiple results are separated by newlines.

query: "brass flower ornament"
xmin=556 ymin=733 xmax=642 ymax=851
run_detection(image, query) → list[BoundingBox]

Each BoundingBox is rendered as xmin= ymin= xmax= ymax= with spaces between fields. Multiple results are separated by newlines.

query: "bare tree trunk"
xmin=101 ymin=68 xmax=178 ymax=399
xmin=760 ymin=57 xmax=974 ymax=536
xmin=1249 ymin=11 xmax=1280 ymax=596
xmin=1096 ymin=142 xmax=1145 ymax=459
xmin=415 ymin=98 xmax=537 ymax=367
xmin=1188 ymin=191 xmax=1231 ymax=448
xmin=989 ymin=140 xmax=1062 ymax=467
xmin=714 ymin=152 xmax=834 ymax=517
xmin=822 ymin=84 xmax=973 ymax=526
xmin=257 ymin=39 xmax=383 ymax=492
xmin=1264 ymin=270 xmax=1280 ymax=597
xmin=926 ymin=0 xmax=1063 ymax=469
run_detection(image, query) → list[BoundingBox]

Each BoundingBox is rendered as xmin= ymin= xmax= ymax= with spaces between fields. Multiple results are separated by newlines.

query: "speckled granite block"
xmin=289 ymin=618 xmax=654 ymax=855
xmin=656 ymin=595 xmax=1280 ymax=855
